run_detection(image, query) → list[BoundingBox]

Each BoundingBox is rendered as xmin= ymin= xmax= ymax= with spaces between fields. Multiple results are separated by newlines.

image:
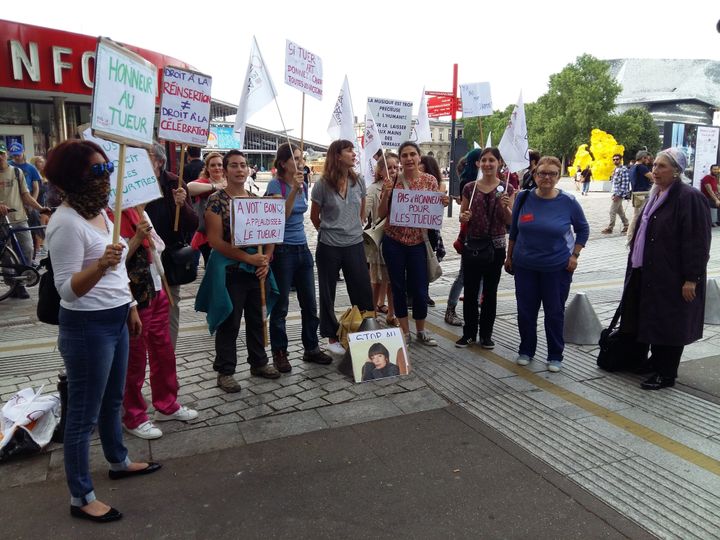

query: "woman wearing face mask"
xmin=455 ymin=147 xmax=515 ymax=349
xmin=188 ymin=152 xmax=226 ymax=266
xmin=378 ymin=141 xmax=449 ymax=346
xmin=45 ymin=140 xmax=160 ymax=523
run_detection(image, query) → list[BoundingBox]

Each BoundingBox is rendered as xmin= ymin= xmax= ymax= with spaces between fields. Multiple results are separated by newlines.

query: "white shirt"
xmin=46 ymin=205 xmax=133 ymax=311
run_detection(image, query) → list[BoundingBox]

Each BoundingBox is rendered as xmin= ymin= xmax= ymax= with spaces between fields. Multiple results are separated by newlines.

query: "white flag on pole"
xmin=485 ymin=131 xmax=492 ymax=148
xmin=362 ymin=105 xmax=383 ymax=186
xmin=233 ymin=36 xmax=278 ymax=148
xmin=327 ymin=75 xmax=356 ymax=142
xmin=473 ymin=141 xmax=481 ymax=149
xmin=498 ymin=92 xmax=529 ymax=173
xmin=411 ymin=88 xmax=432 ymax=143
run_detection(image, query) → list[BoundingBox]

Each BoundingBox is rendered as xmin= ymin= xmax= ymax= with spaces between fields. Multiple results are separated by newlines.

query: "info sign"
xmin=91 ymin=38 xmax=157 ymax=146
xmin=388 ymin=189 xmax=444 ymax=230
xmin=232 ymin=197 xmax=286 ymax=246
xmin=284 ymin=39 xmax=323 ymax=100
xmin=81 ymin=128 xmax=161 ymax=210
xmin=158 ymin=66 xmax=212 ymax=146
xmin=459 ymin=82 xmax=493 ymax=118
xmin=367 ymin=97 xmax=413 ymax=148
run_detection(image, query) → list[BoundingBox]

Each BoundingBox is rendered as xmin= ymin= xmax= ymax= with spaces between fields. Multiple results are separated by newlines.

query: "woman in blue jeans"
xmin=266 ymin=143 xmax=332 ymax=371
xmin=45 ymin=140 xmax=161 ymax=523
xmin=505 ymin=156 xmax=589 ymax=373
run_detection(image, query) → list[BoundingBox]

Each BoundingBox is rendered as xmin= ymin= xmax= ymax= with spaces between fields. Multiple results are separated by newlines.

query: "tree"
xmin=602 ymin=108 xmax=661 ymax=160
xmin=531 ymin=54 xmax=621 ymax=160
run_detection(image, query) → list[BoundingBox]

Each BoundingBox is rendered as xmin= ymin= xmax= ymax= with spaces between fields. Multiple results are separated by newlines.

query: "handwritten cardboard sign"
xmin=388 ymin=189 xmax=444 ymax=230
xmin=158 ymin=66 xmax=212 ymax=146
xmin=91 ymin=38 xmax=157 ymax=146
xmin=81 ymin=128 xmax=161 ymax=210
xmin=367 ymin=97 xmax=413 ymax=148
xmin=460 ymin=82 xmax=493 ymax=118
xmin=284 ymin=39 xmax=323 ymax=100
xmin=231 ymin=197 xmax=285 ymax=246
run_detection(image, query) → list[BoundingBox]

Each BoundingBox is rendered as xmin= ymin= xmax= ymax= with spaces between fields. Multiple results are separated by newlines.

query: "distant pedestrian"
xmin=700 ymin=163 xmax=720 ymax=226
xmin=601 ymin=154 xmax=631 ymax=234
xmin=581 ymin=165 xmax=592 ymax=195
xmin=627 ymin=150 xmax=654 ymax=238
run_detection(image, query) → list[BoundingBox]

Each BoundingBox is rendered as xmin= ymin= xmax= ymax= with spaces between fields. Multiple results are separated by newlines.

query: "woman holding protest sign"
xmin=455 ymin=147 xmax=515 ymax=349
xmin=310 ymin=139 xmax=374 ymax=356
xmin=366 ymin=152 xmax=399 ymax=326
xmin=109 ymin=207 xmax=198 ymax=440
xmin=265 ymin=143 xmax=332 ymax=373
xmin=378 ymin=141 xmax=449 ymax=346
xmin=196 ymin=150 xmax=279 ymax=393
xmin=45 ymin=140 xmax=160 ymax=523
xmin=188 ymin=152 xmax=226 ymax=266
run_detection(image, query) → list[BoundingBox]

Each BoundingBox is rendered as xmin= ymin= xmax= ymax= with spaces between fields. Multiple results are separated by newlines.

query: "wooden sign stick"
xmin=173 ymin=144 xmax=187 ymax=232
xmin=300 ymin=93 xmax=305 ymax=153
xmin=112 ymin=144 xmax=127 ymax=244
xmin=258 ymin=244 xmax=269 ymax=347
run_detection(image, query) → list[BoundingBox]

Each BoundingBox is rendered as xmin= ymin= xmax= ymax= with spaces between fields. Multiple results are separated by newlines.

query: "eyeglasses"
xmin=536 ymin=171 xmax=559 ymax=179
xmin=89 ymin=161 xmax=115 ymax=177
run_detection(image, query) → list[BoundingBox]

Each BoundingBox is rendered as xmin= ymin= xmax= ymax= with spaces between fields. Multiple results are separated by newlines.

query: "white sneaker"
xmin=124 ymin=420 xmax=162 ymax=440
xmin=327 ymin=341 xmax=346 ymax=355
xmin=154 ymin=405 xmax=199 ymax=422
xmin=516 ymin=354 xmax=532 ymax=366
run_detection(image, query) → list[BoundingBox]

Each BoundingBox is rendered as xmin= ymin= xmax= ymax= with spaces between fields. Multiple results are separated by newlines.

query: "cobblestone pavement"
xmin=2 ymin=179 xmax=720 ymax=539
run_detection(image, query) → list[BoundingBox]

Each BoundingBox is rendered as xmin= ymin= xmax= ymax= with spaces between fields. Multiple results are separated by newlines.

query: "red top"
xmin=383 ymin=172 xmax=439 ymax=246
xmin=700 ymin=174 xmax=718 ymax=200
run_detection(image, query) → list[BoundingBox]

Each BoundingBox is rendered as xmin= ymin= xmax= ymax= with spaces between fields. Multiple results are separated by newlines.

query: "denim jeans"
xmin=514 ymin=266 xmax=572 ymax=362
xmin=382 ymin=235 xmax=428 ymax=320
xmin=270 ymin=243 xmax=320 ymax=352
xmin=58 ymin=304 xmax=132 ymax=506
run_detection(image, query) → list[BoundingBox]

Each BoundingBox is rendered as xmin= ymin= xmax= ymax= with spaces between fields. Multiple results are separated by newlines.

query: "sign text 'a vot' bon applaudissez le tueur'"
xmin=232 ymin=198 xmax=286 ymax=246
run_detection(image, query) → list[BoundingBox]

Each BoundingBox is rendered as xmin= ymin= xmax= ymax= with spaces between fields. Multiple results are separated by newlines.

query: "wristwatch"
xmin=572 ymin=251 xmax=581 ymax=258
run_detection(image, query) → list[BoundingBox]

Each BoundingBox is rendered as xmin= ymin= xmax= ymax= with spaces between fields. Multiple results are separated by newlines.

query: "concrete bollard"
xmin=563 ymin=292 xmax=604 ymax=345
xmin=705 ymin=278 xmax=720 ymax=325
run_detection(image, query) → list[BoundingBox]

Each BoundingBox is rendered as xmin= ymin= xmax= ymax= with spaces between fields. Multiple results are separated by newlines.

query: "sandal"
xmin=386 ymin=316 xmax=400 ymax=327
xmin=376 ymin=304 xmax=389 ymax=314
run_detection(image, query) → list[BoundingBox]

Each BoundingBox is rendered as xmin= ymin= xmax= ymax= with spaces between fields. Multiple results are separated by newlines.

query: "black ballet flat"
xmin=640 ymin=374 xmax=675 ymax=390
xmin=108 ymin=462 xmax=162 ymax=480
xmin=70 ymin=505 xmax=123 ymax=523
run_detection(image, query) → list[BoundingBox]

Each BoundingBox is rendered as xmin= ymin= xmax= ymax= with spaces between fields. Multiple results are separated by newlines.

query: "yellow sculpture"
xmin=568 ymin=129 xmax=625 ymax=181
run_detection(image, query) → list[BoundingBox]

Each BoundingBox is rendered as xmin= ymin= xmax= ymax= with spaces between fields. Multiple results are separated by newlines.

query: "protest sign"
xmin=459 ymin=82 xmax=493 ymax=118
xmin=158 ymin=66 xmax=212 ymax=146
xmin=231 ymin=197 xmax=286 ymax=246
xmin=388 ymin=189 xmax=444 ymax=230
xmin=284 ymin=39 xmax=323 ymax=100
xmin=367 ymin=97 xmax=413 ymax=148
xmin=91 ymin=38 xmax=157 ymax=147
xmin=81 ymin=128 xmax=161 ymax=210
xmin=348 ymin=327 xmax=409 ymax=383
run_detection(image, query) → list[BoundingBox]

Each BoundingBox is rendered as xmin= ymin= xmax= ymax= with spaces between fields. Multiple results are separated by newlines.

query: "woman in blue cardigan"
xmin=505 ymin=156 xmax=590 ymax=373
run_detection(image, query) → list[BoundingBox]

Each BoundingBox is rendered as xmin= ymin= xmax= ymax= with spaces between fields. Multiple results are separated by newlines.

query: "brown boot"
xmin=272 ymin=349 xmax=291 ymax=373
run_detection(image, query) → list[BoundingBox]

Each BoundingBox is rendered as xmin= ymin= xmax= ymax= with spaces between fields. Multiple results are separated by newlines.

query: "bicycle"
xmin=0 ymin=210 xmax=46 ymax=301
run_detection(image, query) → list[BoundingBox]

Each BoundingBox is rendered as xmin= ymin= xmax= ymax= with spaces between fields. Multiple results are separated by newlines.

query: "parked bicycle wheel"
xmin=0 ymin=245 xmax=20 ymax=301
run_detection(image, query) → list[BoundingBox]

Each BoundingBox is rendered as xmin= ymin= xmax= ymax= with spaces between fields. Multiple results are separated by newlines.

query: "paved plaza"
xmin=1 ymin=180 xmax=720 ymax=539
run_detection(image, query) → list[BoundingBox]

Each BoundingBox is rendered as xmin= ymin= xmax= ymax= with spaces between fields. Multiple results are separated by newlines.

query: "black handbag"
xmin=161 ymin=243 xmax=197 ymax=286
xmin=463 ymin=185 xmax=497 ymax=265
xmin=36 ymin=256 xmax=60 ymax=325
xmin=597 ymin=299 xmax=634 ymax=372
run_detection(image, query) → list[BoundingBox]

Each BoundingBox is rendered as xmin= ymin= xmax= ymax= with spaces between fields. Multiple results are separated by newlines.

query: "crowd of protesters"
xmin=4 ymin=135 xmax=712 ymax=523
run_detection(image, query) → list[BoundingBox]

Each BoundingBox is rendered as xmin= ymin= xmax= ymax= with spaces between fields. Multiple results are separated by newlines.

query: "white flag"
xmin=485 ymin=131 xmax=492 ymax=148
xmin=411 ymin=88 xmax=432 ymax=144
xmin=233 ymin=36 xmax=278 ymax=148
xmin=327 ymin=75 xmax=356 ymax=142
xmin=473 ymin=141 xmax=481 ymax=149
xmin=498 ymin=92 xmax=529 ymax=173
xmin=362 ymin=105 xmax=383 ymax=186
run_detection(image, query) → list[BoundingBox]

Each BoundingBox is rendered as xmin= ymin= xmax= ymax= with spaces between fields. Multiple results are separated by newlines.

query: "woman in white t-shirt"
xmin=45 ymin=140 xmax=161 ymax=523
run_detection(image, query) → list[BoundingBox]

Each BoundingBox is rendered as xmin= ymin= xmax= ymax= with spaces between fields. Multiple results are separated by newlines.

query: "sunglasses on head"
xmin=90 ymin=161 xmax=115 ymax=177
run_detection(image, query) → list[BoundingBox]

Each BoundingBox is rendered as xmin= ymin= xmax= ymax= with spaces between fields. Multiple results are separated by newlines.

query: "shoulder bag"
xmin=36 ymin=256 xmax=60 ymax=325
xmin=463 ymin=182 xmax=497 ymax=265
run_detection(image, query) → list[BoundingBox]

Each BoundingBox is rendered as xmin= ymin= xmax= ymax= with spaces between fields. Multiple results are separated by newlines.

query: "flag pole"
xmin=173 ymin=144 xmax=186 ymax=231
xmin=258 ymin=244 xmax=268 ymax=347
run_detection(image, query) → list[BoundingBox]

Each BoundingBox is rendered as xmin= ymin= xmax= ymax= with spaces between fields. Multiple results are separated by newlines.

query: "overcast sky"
xmin=12 ymin=1 xmax=720 ymax=145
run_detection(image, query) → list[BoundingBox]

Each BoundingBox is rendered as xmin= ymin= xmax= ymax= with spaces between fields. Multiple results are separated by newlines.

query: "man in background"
xmin=601 ymin=154 xmax=631 ymax=235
